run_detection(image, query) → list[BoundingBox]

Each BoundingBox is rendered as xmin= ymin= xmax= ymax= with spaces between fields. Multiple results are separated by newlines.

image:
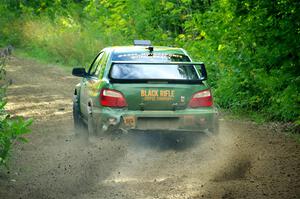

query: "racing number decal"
xmin=140 ymin=89 xmax=175 ymax=101
xmin=123 ymin=116 xmax=136 ymax=128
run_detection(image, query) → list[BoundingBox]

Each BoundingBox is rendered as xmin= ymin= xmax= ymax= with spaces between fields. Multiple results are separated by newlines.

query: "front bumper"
xmin=92 ymin=107 xmax=218 ymax=133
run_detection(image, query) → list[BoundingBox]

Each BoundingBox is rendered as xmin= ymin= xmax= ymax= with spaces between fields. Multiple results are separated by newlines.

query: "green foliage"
xmin=0 ymin=0 xmax=299 ymax=123
xmin=0 ymin=57 xmax=32 ymax=168
xmin=0 ymin=116 xmax=33 ymax=168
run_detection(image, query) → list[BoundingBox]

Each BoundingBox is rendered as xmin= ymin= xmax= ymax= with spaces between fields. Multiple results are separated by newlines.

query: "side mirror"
xmin=72 ymin=68 xmax=86 ymax=77
xmin=199 ymin=63 xmax=207 ymax=81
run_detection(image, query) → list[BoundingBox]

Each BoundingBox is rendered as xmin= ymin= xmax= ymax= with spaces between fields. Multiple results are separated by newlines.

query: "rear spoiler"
xmin=109 ymin=61 xmax=207 ymax=84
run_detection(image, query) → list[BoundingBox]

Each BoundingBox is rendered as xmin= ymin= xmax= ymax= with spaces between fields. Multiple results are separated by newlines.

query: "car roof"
xmin=103 ymin=46 xmax=187 ymax=55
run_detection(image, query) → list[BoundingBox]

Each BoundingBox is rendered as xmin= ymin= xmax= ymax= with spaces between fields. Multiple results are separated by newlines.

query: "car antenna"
xmin=133 ymin=40 xmax=153 ymax=56
xmin=146 ymin=46 xmax=154 ymax=56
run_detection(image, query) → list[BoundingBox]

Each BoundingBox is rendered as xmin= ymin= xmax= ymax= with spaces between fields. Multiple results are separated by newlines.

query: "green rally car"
xmin=72 ymin=40 xmax=218 ymax=136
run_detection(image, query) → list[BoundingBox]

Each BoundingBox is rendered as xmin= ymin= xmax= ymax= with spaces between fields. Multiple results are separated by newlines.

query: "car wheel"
xmin=73 ymin=102 xmax=86 ymax=136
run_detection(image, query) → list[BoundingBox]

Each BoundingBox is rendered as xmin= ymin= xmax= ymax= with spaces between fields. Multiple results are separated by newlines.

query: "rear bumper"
xmin=92 ymin=107 xmax=218 ymax=133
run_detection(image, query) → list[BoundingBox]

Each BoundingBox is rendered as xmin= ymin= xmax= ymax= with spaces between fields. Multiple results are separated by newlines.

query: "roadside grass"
xmin=287 ymin=133 xmax=300 ymax=143
xmin=221 ymin=109 xmax=267 ymax=124
xmin=14 ymin=49 xmax=74 ymax=74
xmin=222 ymin=109 xmax=300 ymax=143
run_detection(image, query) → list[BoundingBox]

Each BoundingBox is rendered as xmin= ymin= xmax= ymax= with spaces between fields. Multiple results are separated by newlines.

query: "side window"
xmin=95 ymin=52 xmax=108 ymax=78
xmin=88 ymin=52 xmax=104 ymax=76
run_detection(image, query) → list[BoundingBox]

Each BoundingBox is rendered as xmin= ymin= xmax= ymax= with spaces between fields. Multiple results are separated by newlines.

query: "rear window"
xmin=110 ymin=52 xmax=199 ymax=80
xmin=110 ymin=64 xmax=198 ymax=80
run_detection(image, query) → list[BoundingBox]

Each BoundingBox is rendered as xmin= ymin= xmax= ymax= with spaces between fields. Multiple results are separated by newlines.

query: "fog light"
xmin=108 ymin=118 xmax=117 ymax=125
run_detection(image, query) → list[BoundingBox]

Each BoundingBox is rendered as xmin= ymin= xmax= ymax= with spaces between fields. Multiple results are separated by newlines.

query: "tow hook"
xmin=139 ymin=102 xmax=145 ymax=111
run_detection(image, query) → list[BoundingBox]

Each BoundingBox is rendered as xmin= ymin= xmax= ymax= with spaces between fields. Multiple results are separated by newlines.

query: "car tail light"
xmin=188 ymin=89 xmax=213 ymax=108
xmin=100 ymin=89 xmax=127 ymax=108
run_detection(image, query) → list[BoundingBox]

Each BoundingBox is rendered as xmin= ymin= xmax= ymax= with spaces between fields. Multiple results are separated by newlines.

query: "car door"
xmin=80 ymin=52 xmax=104 ymax=118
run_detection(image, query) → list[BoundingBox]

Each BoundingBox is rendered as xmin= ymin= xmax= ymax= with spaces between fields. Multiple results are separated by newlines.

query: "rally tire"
xmin=73 ymin=102 xmax=86 ymax=136
xmin=87 ymin=113 xmax=98 ymax=137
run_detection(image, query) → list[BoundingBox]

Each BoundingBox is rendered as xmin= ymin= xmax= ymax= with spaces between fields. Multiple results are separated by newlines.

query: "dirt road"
xmin=0 ymin=57 xmax=299 ymax=199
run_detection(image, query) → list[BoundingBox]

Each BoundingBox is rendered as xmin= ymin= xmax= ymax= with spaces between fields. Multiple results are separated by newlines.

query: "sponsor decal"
xmin=141 ymin=89 xmax=175 ymax=101
xmin=117 ymin=53 xmax=184 ymax=60
xmin=88 ymin=80 xmax=101 ymax=97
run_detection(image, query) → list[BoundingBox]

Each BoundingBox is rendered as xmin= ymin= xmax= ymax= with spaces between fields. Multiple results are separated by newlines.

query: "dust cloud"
xmin=84 ymin=120 xmax=250 ymax=199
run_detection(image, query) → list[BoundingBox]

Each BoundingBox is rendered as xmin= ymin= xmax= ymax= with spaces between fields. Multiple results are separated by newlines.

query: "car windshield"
xmin=110 ymin=64 xmax=199 ymax=80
